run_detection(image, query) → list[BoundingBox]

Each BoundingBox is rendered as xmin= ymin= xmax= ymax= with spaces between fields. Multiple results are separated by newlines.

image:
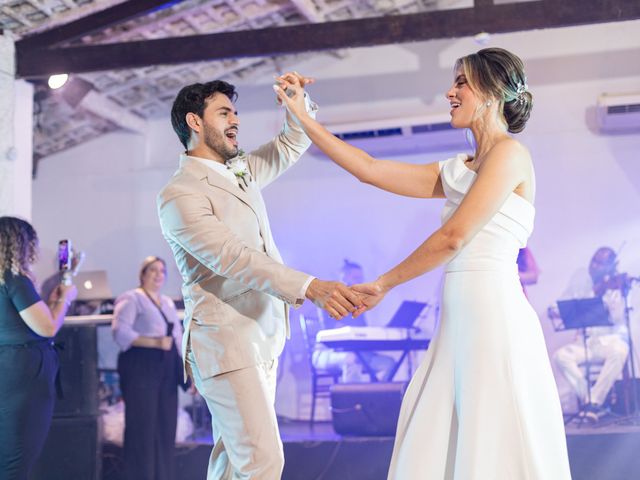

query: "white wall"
xmin=32 ymin=20 xmax=640 ymax=417
xmin=0 ymin=34 xmax=15 ymax=217
xmin=12 ymin=80 xmax=35 ymax=219
xmin=0 ymin=33 xmax=33 ymax=219
xmin=32 ymin=132 xmax=151 ymax=293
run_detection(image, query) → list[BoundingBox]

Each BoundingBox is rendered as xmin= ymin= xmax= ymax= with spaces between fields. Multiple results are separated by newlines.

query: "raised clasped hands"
xmin=272 ymin=71 xmax=314 ymax=121
xmin=350 ymin=280 xmax=388 ymax=319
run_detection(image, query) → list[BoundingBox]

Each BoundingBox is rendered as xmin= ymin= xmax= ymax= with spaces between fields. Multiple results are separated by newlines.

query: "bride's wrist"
xmin=375 ymin=276 xmax=392 ymax=294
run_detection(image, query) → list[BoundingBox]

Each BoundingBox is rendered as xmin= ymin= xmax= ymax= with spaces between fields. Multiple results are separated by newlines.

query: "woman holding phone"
xmin=0 ymin=216 xmax=77 ymax=479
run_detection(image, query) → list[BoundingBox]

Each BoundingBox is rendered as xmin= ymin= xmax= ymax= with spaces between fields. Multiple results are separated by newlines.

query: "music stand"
xmin=555 ymin=298 xmax=613 ymax=425
xmin=386 ymin=301 xmax=428 ymax=329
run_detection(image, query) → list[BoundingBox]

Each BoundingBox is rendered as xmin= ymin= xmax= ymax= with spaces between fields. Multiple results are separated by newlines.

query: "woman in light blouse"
xmin=112 ymin=256 xmax=183 ymax=480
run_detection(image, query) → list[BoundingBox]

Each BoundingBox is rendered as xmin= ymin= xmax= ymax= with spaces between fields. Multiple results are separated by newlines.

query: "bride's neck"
xmin=470 ymin=117 xmax=510 ymax=164
xmin=472 ymin=130 xmax=510 ymax=165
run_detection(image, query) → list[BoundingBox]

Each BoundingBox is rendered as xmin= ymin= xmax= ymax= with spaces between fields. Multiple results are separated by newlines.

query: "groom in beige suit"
xmin=157 ymin=74 xmax=359 ymax=479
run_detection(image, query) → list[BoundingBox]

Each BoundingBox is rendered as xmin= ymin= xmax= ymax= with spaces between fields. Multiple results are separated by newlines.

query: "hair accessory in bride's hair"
xmin=516 ymin=79 xmax=529 ymax=105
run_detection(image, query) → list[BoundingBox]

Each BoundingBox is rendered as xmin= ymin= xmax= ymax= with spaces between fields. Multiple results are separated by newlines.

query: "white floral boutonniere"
xmin=226 ymin=149 xmax=250 ymax=189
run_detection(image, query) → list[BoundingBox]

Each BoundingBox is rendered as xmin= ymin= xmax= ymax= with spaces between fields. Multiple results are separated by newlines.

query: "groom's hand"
xmin=274 ymin=71 xmax=315 ymax=97
xmin=305 ymin=279 xmax=363 ymax=320
xmin=273 ymin=71 xmax=314 ymax=118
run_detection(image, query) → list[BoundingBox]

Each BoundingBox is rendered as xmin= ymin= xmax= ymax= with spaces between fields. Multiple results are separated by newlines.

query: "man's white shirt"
xmin=191 ymin=156 xmax=239 ymax=187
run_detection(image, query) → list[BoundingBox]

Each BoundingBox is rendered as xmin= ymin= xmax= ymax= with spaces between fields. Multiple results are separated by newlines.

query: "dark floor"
xmin=104 ymin=421 xmax=394 ymax=480
xmin=99 ymin=417 xmax=640 ymax=480
xmin=30 ymin=410 xmax=640 ymax=479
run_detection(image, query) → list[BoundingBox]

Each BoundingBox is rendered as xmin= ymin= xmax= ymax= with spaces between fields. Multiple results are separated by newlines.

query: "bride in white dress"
xmin=274 ymin=48 xmax=571 ymax=479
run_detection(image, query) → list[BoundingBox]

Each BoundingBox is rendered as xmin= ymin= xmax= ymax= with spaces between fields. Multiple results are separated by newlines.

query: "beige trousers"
xmin=187 ymin=348 xmax=283 ymax=480
xmin=554 ymin=333 xmax=629 ymax=406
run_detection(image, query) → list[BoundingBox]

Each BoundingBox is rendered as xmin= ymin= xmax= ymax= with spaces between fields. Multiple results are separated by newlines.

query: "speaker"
xmin=30 ymin=415 xmax=101 ymax=480
xmin=330 ymin=382 xmax=406 ymax=436
xmin=53 ymin=325 xmax=99 ymax=417
xmin=611 ymin=379 xmax=640 ymax=415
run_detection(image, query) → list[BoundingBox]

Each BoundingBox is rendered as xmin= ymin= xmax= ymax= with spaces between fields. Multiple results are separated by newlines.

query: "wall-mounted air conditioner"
xmin=311 ymin=114 xmax=469 ymax=157
xmin=596 ymin=93 xmax=640 ymax=133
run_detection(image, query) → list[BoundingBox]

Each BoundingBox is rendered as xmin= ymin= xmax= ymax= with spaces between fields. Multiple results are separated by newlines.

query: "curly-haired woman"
xmin=0 ymin=216 xmax=77 ymax=479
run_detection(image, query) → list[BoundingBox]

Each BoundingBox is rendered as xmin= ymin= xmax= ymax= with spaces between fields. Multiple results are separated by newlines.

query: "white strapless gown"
xmin=387 ymin=154 xmax=572 ymax=480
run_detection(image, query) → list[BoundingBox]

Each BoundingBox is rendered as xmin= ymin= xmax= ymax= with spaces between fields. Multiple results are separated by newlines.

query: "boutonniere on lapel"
xmin=226 ymin=149 xmax=250 ymax=189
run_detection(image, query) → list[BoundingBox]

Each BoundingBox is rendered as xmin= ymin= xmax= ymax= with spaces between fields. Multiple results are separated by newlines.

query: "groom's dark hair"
xmin=171 ymin=80 xmax=238 ymax=149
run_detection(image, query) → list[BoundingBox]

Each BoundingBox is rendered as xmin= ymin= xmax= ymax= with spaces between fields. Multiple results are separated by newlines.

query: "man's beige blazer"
xmin=157 ymin=119 xmax=313 ymax=379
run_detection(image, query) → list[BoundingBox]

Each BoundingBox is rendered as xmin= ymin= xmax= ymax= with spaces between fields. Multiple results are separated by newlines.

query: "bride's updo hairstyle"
xmin=455 ymin=48 xmax=532 ymax=133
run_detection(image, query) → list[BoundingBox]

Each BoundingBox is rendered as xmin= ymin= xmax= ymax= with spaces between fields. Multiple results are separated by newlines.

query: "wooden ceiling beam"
xmin=16 ymin=0 xmax=184 ymax=50
xmin=16 ymin=0 xmax=640 ymax=78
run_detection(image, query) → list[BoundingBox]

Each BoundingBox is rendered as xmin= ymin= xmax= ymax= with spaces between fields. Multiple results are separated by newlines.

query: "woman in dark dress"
xmin=0 ymin=216 xmax=77 ymax=479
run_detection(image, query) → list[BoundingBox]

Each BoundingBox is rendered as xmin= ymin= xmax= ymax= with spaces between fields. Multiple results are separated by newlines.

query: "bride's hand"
xmin=350 ymin=280 xmax=388 ymax=318
xmin=272 ymin=71 xmax=314 ymax=121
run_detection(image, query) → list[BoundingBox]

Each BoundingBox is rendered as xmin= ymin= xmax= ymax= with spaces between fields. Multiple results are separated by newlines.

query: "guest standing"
xmin=112 ymin=256 xmax=183 ymax=480
xmin=0 ymin=216 xmax=77 ymax=479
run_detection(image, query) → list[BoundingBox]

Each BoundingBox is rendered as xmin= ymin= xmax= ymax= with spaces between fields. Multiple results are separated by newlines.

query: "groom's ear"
xmin=185 ymin=112 xmax=201 ymax=134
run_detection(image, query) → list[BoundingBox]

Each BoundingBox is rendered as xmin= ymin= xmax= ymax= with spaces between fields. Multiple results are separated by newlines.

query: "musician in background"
xmin=312 ymin=260 xmax=395 ymax=382
xmin=552 ymin=246 xmax=629 ymax=422
xmin=517 ymin=247 xmax=539 ymax=297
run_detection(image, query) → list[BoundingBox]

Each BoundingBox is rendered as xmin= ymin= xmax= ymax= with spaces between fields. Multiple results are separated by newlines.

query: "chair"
xmin=299 ymin=314 xmax=340 ymax=427
xmin=564 ymin=359 xmax=606 ymax=426
xmin=581 ymin=359 xmax=606 ymax=403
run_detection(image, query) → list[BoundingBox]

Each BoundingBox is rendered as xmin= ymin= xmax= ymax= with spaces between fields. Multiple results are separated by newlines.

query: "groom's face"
xmin=199 ymin=92 xmax=240 ymax=161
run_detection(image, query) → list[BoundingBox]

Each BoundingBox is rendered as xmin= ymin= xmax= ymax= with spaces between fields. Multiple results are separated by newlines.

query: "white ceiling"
xmin=1 ymin=0 xmax=474 ymax=160
xmin=2 ymin=0 xmax=636 ymax=162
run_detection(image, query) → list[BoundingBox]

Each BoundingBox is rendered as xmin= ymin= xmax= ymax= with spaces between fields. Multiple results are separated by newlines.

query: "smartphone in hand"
xmin=58 ymin=239 xmax=72 ymax=285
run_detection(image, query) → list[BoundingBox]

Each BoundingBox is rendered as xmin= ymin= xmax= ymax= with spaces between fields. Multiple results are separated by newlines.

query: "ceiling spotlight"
xmin=48 ymin=73 xmax=69 ymax=90
xmin=473 ymin=32 xmax=491 ymax=45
